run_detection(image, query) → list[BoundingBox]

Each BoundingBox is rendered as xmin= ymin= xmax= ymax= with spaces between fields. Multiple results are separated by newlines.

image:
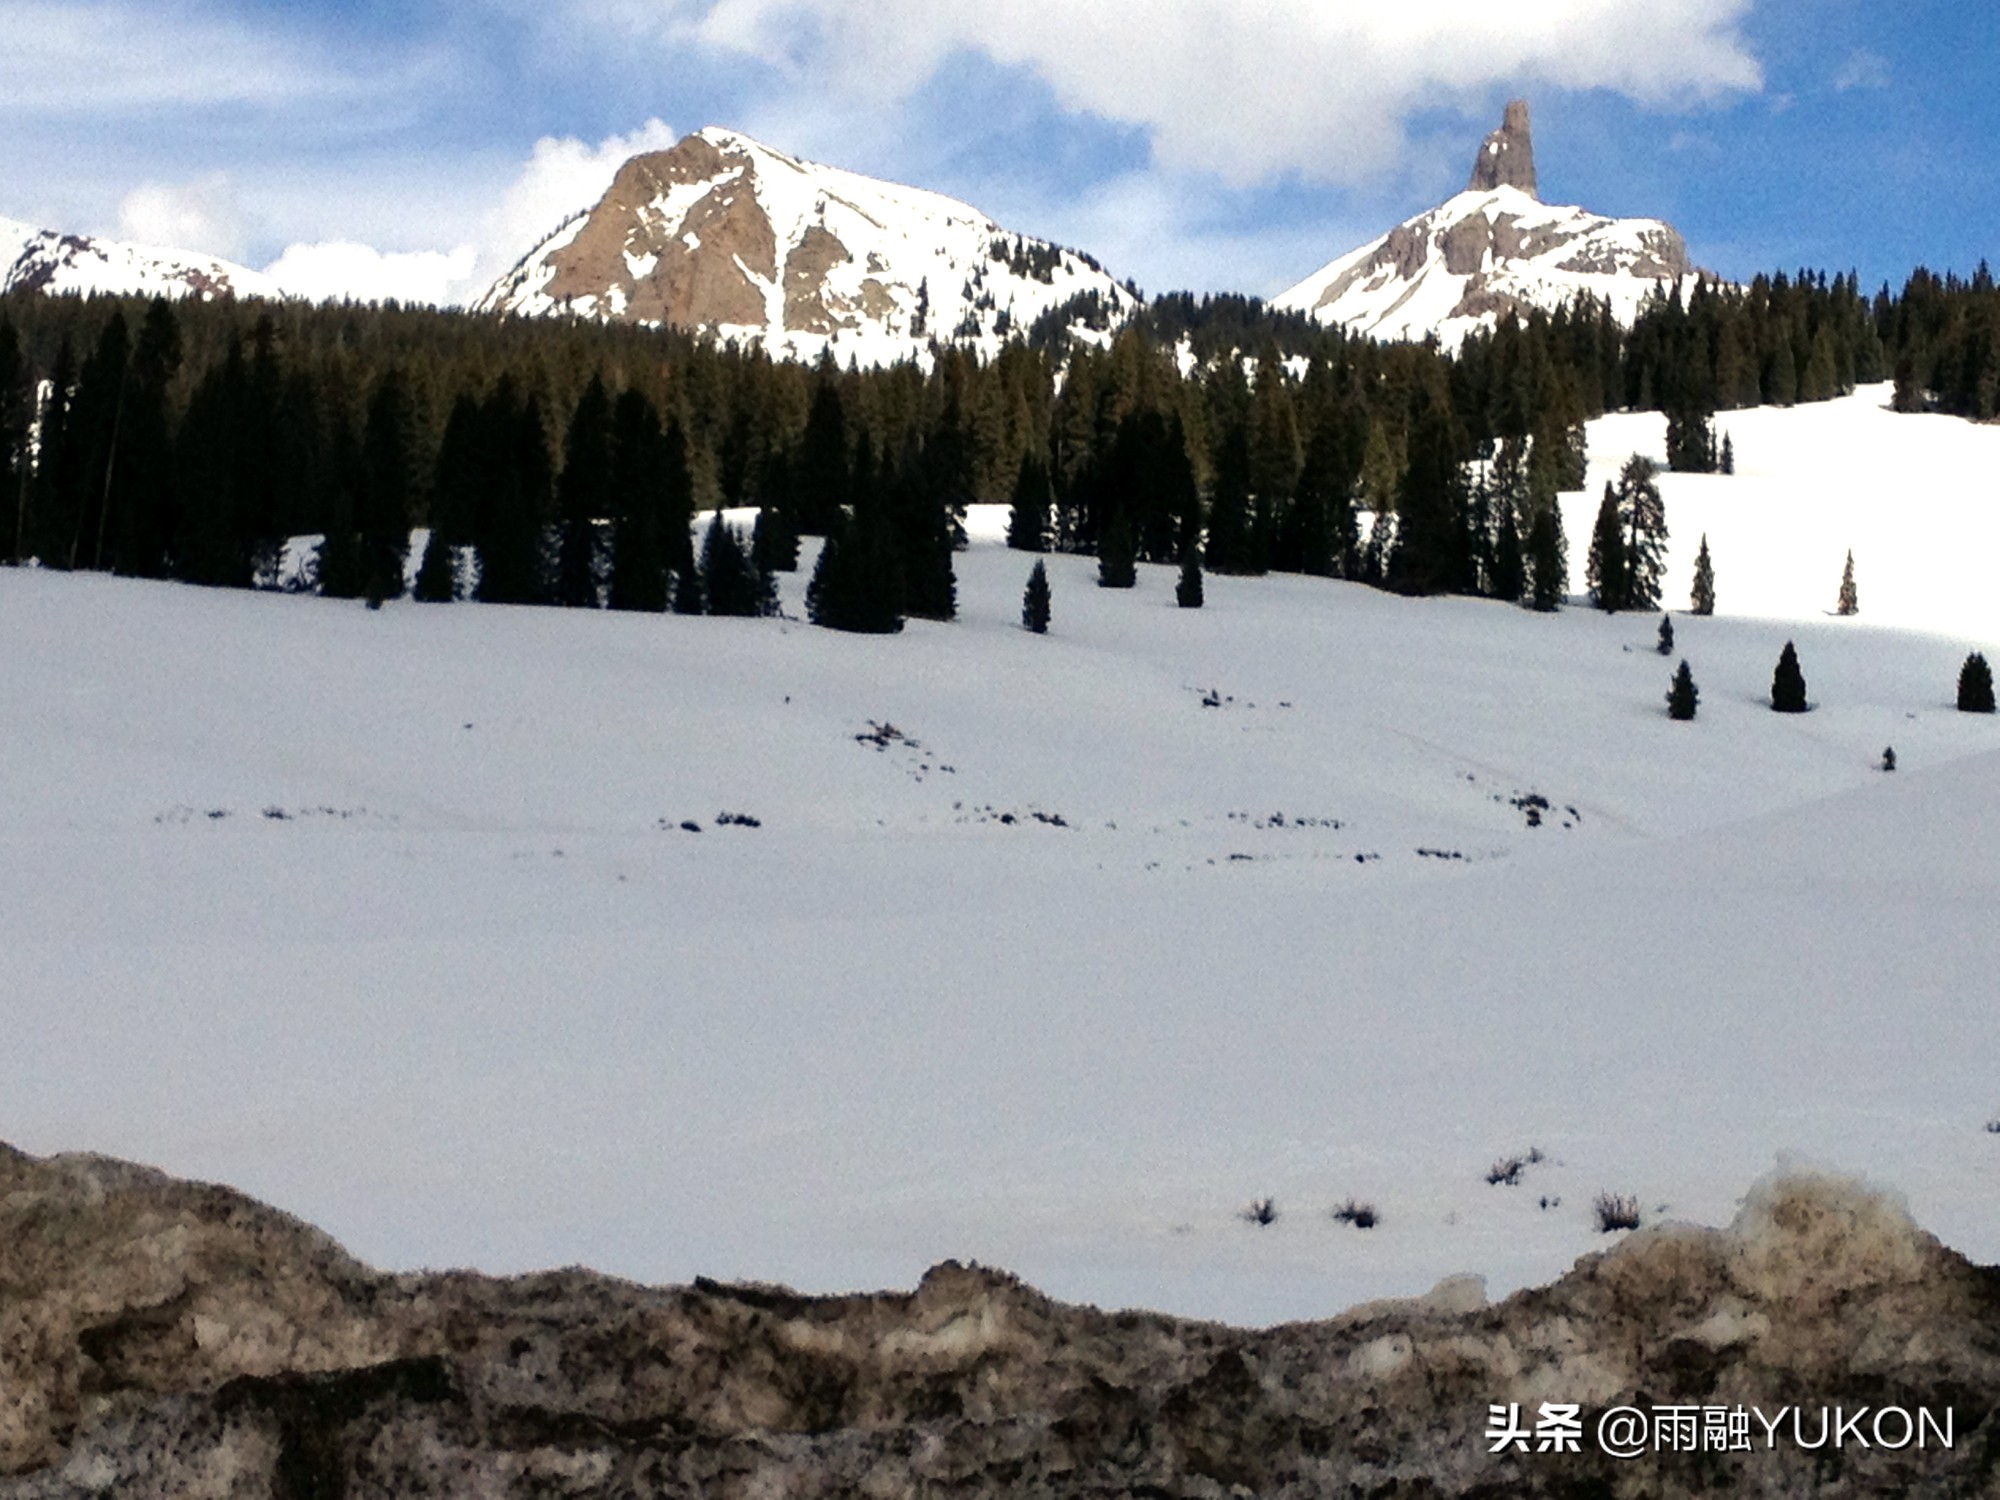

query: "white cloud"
xmin=569 ymin=0 xmax=1763 ymax=185
xmin=1833 ymin=49 xmax=1890 ymax=94
xmin=259 ymin=120 xmax=680 ymax=306
xmin=116 ymin=173 xmax=249 ymax=263
xmin=264 ymin=241 xmax=478 ymax=307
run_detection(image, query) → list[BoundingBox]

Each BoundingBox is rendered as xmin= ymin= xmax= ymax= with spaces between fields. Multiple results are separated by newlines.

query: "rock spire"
xmin=1468 ymin=99 xmax=1538 ymax=198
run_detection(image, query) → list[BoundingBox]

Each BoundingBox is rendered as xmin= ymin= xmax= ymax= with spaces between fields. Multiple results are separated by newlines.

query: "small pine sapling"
xmin=1657 ymin=613 xmax=1674 ymax=655
xmin=1667 ymin=659 xmax=1699 ymax=721
xmin=1882 ymin=745 xmax=1897 ymax=772
xmin=1721 ymin=433 xmax=1735 ymax=475
xmin=1836 ymin=549 xmax=1859 ymax=616
xmin=1958 ymin=652 xmax=1996 ymax=713
xmin=1021 ymin=559 xmax=1051 ymax=634
xmin=1689 ymin=533 xmax=1715 ymax=616
xmin=1771 ymin=640 xmax=1808 ymax=712
xmin=1241 ymin=1197 xmax=1277 ymax=1227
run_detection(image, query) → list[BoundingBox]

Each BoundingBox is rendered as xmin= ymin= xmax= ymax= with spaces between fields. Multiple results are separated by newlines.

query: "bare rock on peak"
xmin=1469 ymin=98 xmax=1539 ymax=198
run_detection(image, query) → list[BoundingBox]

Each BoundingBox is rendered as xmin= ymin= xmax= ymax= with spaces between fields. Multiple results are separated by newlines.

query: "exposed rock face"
xmin=477 ymin=126 xmax=1140 ymax=367
xmin=1469 ymin=99 xmax=1539 ymax=197
xmin=0 ymin=218 xmax=277 ymax=303
xmin=1274 ymin=101 xmax=1704 ymax=349
xmin=4 ymin=1143 xmax=1998 ymax=1496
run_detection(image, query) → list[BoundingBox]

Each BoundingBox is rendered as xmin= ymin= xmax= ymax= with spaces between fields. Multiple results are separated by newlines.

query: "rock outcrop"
xmin=477 ymin=126 xmax=1140 ymax=367
xmin=1469 ymin=99 xmax=1539 ymax=198
xmin=4 ymin=1143 xmax=1998 ymax=1496
xmin=1274 ymin=102 xmax=1702 ymax=348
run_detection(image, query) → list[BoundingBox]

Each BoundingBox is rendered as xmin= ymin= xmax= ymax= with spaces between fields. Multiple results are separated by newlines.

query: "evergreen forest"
xmin=3 ymin=260 xmax=1996 ymax=626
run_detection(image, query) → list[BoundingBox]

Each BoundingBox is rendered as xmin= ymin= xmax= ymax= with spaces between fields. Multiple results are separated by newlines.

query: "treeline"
xmin=0 ymin=258 xmax=1987 ymax=630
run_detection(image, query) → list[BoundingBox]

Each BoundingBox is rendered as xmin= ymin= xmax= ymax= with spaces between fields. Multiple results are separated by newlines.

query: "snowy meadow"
xmin=5 ymin=384 xmax=1998 ymax=1327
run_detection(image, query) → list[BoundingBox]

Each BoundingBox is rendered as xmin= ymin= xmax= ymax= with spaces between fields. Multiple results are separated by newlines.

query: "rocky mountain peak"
xmin=1468 ymin=99 xmax=1539 ymax=199
xmin=1275 ymin=100 xmax=1702 ymax=348
xmin=477 ymin=125 xmax=1139 ymax=366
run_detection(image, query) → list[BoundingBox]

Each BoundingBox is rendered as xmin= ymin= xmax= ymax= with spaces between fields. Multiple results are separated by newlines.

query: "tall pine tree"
xmin=555 ymin=375 xmax=612 ymax=609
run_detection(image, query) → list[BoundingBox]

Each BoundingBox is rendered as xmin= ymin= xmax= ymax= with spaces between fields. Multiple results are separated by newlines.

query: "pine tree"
xmin=316 ymin=484 xmax=364 ymax=599
xmin=1667 ymin=659 xmax=1699 ymax=720
xmin=793 ymin=379 xmax=849 ymax=535
xmin=607 ymin=389 xmax=670 ymax=613
xmin=1771 ymin=640 xmax=1809 ymax=712
xmin=699 ymin=511 xmax=768 ymax=617
xmin=413 ymin=528 xmax=456 ymax=601
xmin=555 ymin=375 xmax=612 ymax=609
xmin=1881 ymin=745 xmax=1897 ymax=771
xmin=356 ymin=368 xmax=420 ymax=604
xmin=1389 ymin=393 xmax=1469 ymax=595
xmin=1490 ymin=484 xmax=1526 ymax=604
xmin=1690 ymin=533 xmax=1716 ymax=615
xmin=890 ymin=442 xmax=959 ymax=622
xmin=473 ymin=382 xmax=552 ymax=607
xmin=1657 ymin=613 xmax=1674 ymax=655
xmin=661 ymin=418 xmax=702 ymax=614
xmin=1618 ymin=455 xmax=1668 ymax=610
xmin=1836 ymin=549 xmax=1859 ymax=616
xmin=1176 ymin=530 xmax=1204 ymax=608
xmin=419 ymin=393 xmax=482 ymax=603
xmin=1097 ymin=509 xmax=1137 ymax=588
xmin=173 ymin=336 xmax=253 ymax=588
xmin=1665 ymin=405 xmax=1718 ymax=473
xmin=1204 ymin=421 xmax=1257 ymax=574
xmin=1022 ymin=558 xmax=1051 ymax=633
xmin=1958 ymin=652 xmax=1996 ymax=713
xmin=1527 ymin=505 xmax=1567 ymax=611
xmin=1720 ymin=433 xmax=1735 ymax=475
xmin=1586 ymin=484 xmax=1625 ymax=611
xmin=1291 ymin=421 xmax=1352 ymax=578
xmin=805 ymin=499 xmax=903 ymax=633
xmin=749 ymin=505 xmax=798 ymax=576
xmin=108 ymin=299 xmax=183 ymax=579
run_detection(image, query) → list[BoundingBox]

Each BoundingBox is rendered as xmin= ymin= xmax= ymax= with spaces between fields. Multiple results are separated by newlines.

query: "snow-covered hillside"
xmin=4 ymin=390 xmax=1997 ymax=1328
xmin=476 ymin=126 xmax=1140 ymax=366
xmin=0 ymin=215 xmax=279 ymax=302
xmin=1275 ymin=102 xmax=1697 ymax=348
xmin=1571 ymin=385 xmax=1999 ymax=639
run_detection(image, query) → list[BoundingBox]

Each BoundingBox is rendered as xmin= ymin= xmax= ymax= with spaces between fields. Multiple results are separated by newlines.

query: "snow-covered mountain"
xmin=476 ymin=126 xmax=1141 ymax=365
xmin=1274 ymin=101 xmax=1699 ymax=348
xmin=1 ymin=215 xmax=279 ymax=303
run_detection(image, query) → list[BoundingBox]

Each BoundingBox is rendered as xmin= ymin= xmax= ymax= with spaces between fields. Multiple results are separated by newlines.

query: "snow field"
xmin=4 ymin=385 xmax=1999 ymax=1326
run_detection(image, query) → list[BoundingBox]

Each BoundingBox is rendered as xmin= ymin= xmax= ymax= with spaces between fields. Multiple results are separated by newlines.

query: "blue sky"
xmin=1 ymin=0 xmax=1994 ymax=304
